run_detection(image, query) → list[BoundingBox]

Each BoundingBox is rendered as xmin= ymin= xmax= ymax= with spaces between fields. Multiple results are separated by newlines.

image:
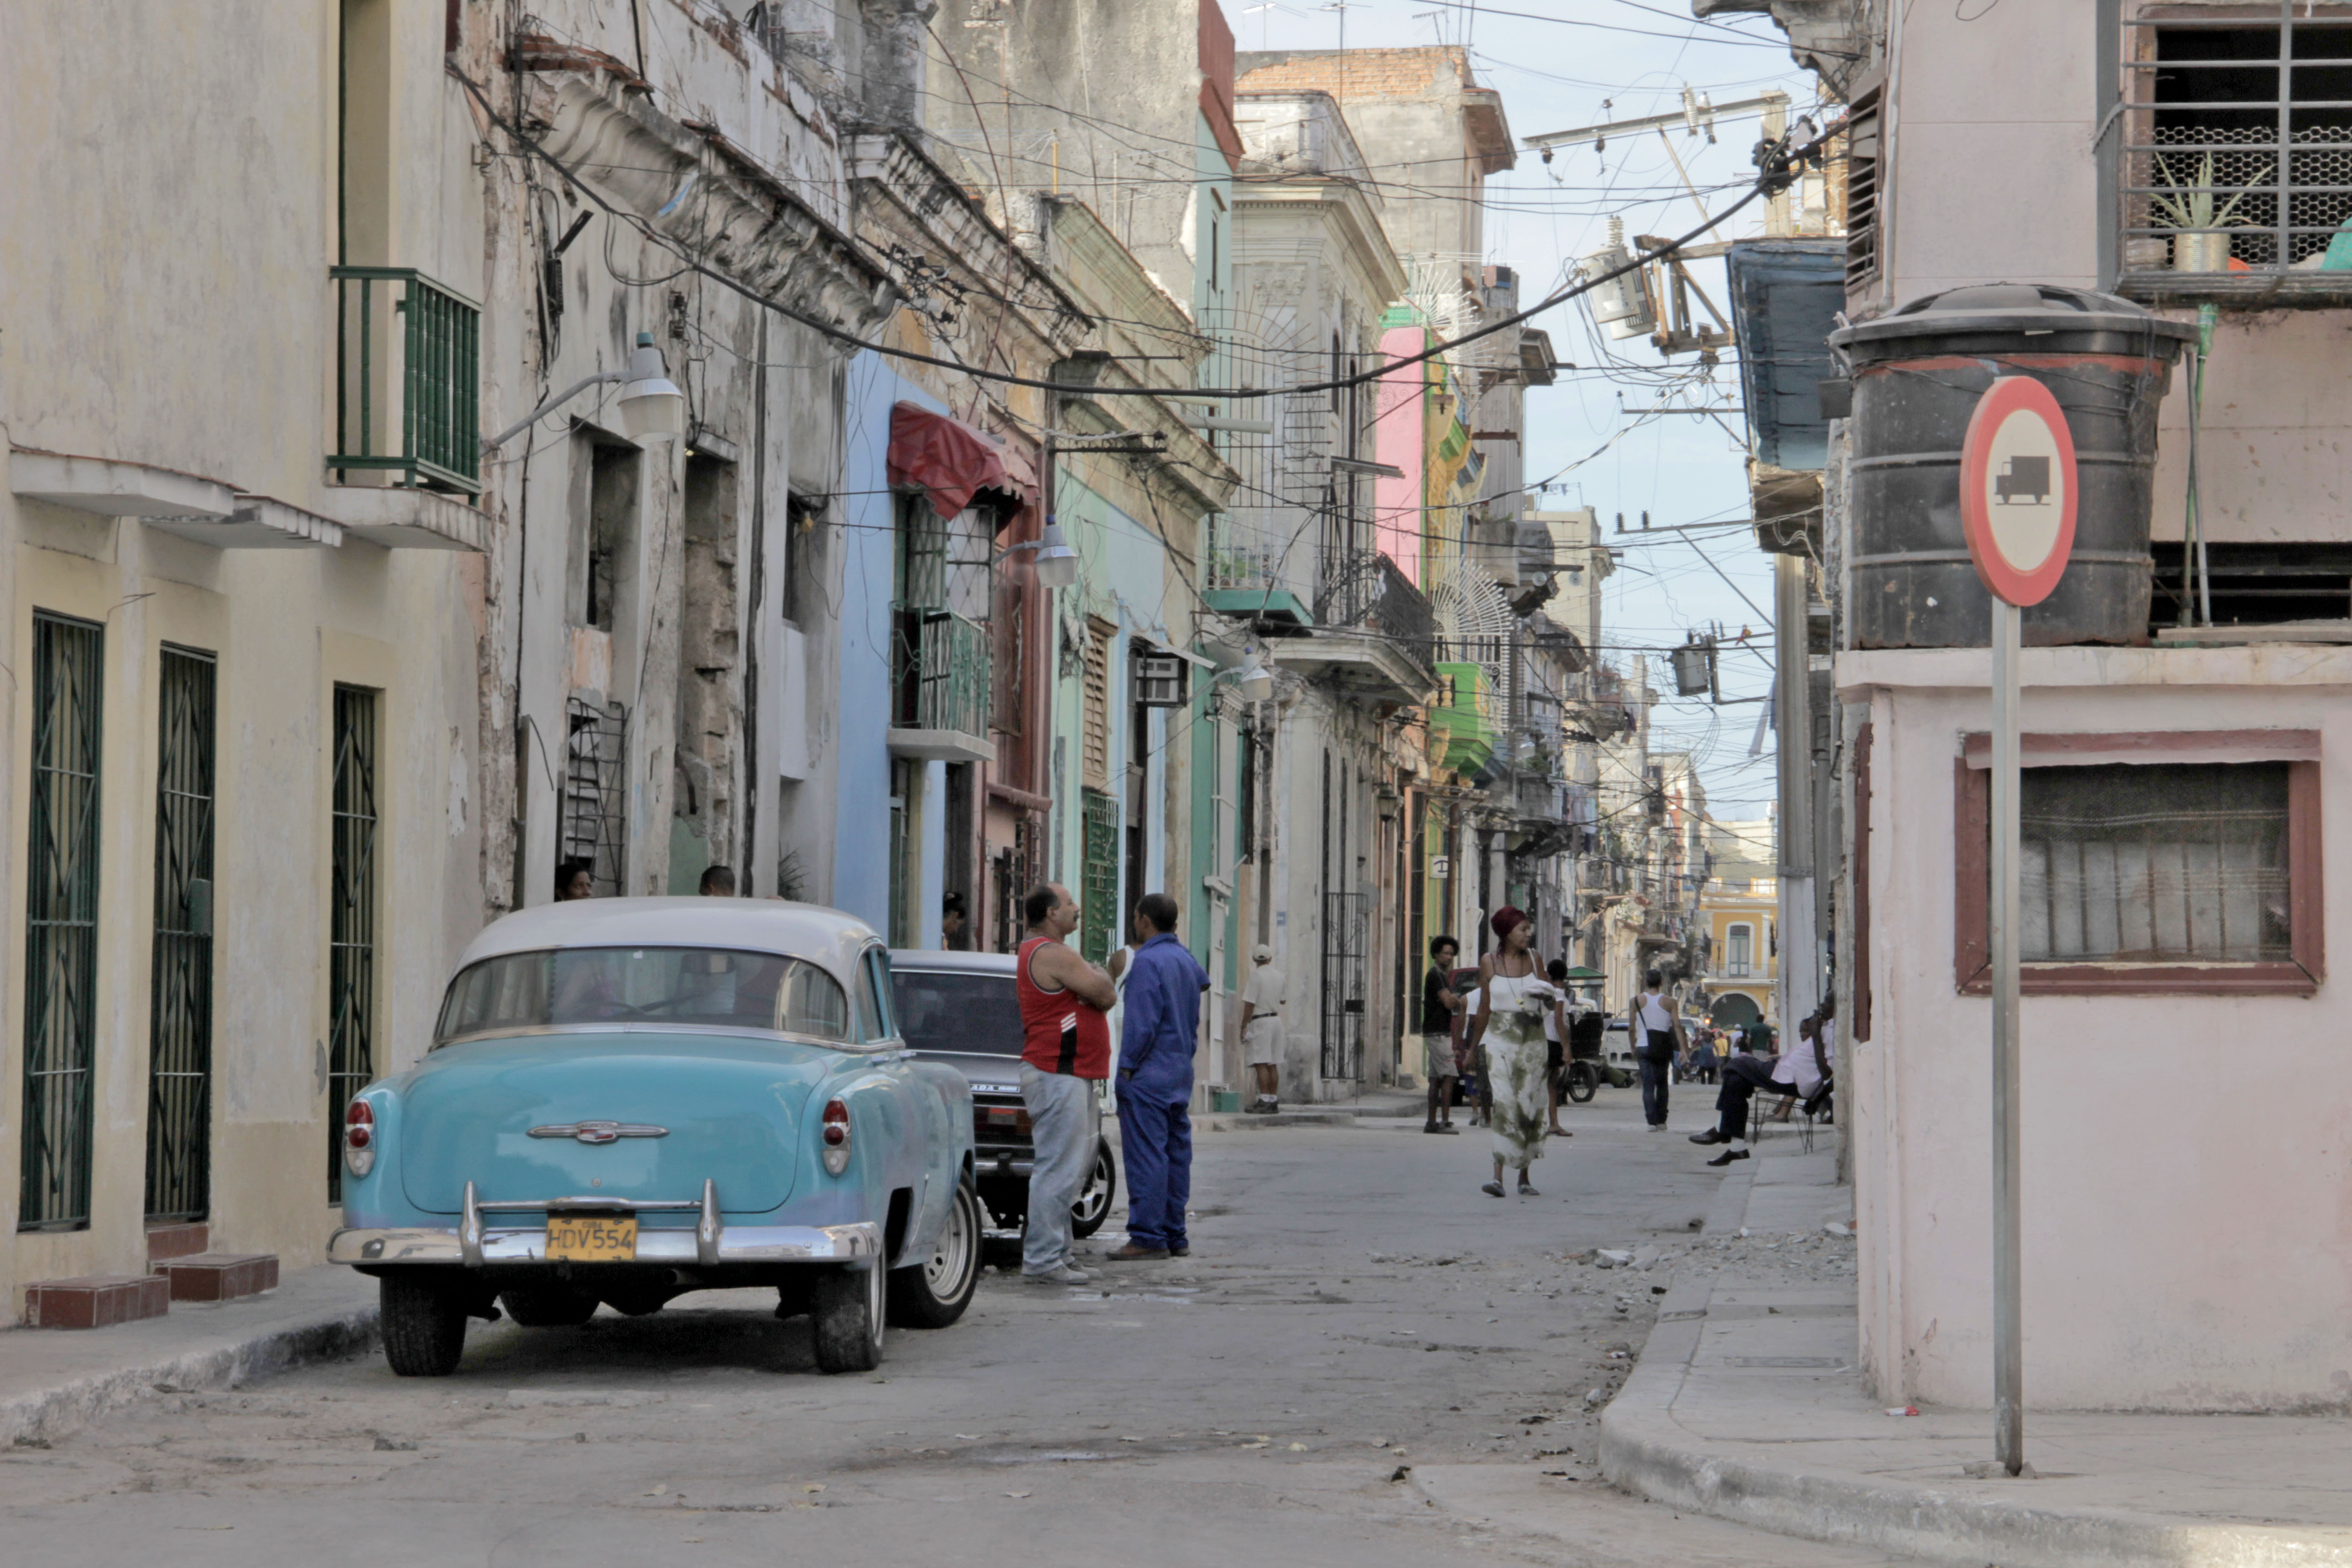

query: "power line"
xmin=448 ymin=62 xmax=1802 ymax=404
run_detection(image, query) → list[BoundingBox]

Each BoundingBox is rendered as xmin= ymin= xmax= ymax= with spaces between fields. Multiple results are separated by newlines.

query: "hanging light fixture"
xmin=1032 ymin=520 xmax=1079 ymax=588
xmin=616 ymin=332 xmax=687 ymax=441
xmin=1238 ymin=653 xmax=1274 ymax=701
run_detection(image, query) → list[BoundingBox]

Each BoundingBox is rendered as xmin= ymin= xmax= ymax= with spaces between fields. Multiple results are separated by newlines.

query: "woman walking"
xmin=1475 ymin=907 xmax=1556 ymax=1198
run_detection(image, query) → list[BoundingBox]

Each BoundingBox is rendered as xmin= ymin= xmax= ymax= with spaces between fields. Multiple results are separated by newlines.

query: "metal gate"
xmin=327 ymin=685 xmax=379 ymax=1200
xmin=20 ymin=612 xmax=104 ymax=1231
xmin=146 ymin=647 xmax=216 ymax=1222
xmin=1080 ymin=788 xmax=1119 ymax=965
xmin=1320 ymin=889 xmax=1368 ymax=1082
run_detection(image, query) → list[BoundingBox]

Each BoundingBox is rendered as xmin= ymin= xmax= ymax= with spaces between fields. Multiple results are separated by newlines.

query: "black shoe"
xmin=1424 ymin=1120 xmax=1459 ymax=1135
xmin=1689 ymin=1129 xmax=1729 ymax=1146
xmin=1706 ymin=1147 xmax=1751 ymax=1166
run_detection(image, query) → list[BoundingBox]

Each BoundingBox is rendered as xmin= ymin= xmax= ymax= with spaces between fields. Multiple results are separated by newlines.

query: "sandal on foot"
xmin=1480 ymin=1181 xmax=1506 ymax=1198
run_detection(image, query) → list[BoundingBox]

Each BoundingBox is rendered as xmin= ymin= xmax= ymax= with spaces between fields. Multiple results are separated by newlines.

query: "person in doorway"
xmin=556 ymin=859 xmax=596 ymax=902
xmin=1238 ymin=944 xmax=1286 ymax=1114
xmin=1014 ymin=883 xmax=1118 ymax=1285
xmin=1475 ymin=907 xmax=1555 ymax=1198
xmin=1543 ymin=958 xmax=1574 ymax=1138
xmin=1420 ymin=936 xmax=1464 ymax=1135
xmin=1108 ymin=894 xmax=1210 ymax=1262
xmin=1632 ymin=969 xmax=1680 ymax=1130
xmin=942 ymin=891 xmax=970 ymax=951
xmin=698 ymin=864 xmax=735 ymax=897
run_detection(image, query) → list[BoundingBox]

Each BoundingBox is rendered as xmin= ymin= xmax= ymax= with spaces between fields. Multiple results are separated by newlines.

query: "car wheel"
xmin=380 ymin=1274 xmax=468 ymax=1377
xmin=809 ymin=1260 xmax=885 ymax=1373
xmin=1069 ymin=1139 xmax=1117 ymax=1239
xmin=499 ymin=1285 xmax=599 ymax=1327
xmin=887 ymin=1178 xmax=982 ymax=1328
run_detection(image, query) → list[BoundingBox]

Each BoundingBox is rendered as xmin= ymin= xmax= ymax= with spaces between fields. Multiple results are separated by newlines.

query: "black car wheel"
xmin=887 ymin=1178 xmax=982 ymax=1328
xmin=1565 ymin=1060 xmax=1599 ymax=1104
xmin=380 ymin=1274 xmax=468 ymax=1377
xmin=1069 ymin=1138 xmax=1117 ymax=1239
xmin=810 ymin=1260 xmax=886 ymax=1374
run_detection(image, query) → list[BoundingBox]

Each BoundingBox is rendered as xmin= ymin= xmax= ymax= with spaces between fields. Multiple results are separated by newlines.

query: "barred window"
xmin=1955 ymin=738 xmax=2322 ymax=994
xmin=2123 ymin=7 xmax=2352 ymax=278
xmin=2019 ymin=763 xmax=2290 ymax=962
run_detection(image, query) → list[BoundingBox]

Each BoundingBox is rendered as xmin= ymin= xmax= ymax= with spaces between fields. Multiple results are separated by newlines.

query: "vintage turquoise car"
xmin=327 ymin=899 xmax=980 ymax=1377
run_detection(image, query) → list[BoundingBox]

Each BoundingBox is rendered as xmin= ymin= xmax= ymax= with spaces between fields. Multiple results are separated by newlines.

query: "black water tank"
xmin=1830 ymin=284 xmax=2194 ymax=648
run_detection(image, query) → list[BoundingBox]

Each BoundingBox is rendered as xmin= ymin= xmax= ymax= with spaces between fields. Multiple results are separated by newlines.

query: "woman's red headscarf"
xmin=1490 ymin=906 xmax=1527 ymax=941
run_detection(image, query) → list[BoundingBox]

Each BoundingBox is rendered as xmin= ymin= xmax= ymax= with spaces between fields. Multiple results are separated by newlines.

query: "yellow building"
xmin=1698 ymin=843 xmax=1778 ymax=1030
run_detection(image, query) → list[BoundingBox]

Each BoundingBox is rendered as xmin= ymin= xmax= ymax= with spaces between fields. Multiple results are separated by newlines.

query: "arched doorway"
xmin=1709 ymin=992 xmax=1763 ymax=1027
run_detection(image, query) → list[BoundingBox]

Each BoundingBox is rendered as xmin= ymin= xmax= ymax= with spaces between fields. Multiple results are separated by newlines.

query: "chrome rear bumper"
xmin=328 ymin=1178 xmax=880 ymax=1268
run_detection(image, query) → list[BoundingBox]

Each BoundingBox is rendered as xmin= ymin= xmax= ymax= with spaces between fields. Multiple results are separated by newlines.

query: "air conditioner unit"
xmin=1133 ymin=653 xmax=1187 ymax=708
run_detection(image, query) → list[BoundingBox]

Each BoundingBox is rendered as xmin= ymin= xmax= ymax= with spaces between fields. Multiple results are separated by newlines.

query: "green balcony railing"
xmin=896 ymin=608 xmax=993 ymax=740
xmin=331 ymin=266 xmax=481 ymax=494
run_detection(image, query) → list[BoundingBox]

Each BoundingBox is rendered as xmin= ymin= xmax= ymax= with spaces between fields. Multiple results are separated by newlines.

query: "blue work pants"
xmin=1116 ymin=1093 xmax=1191 ymax=1252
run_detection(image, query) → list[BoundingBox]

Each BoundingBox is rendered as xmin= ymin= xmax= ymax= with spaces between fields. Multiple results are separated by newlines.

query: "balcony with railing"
xmin=1204 ymin=515 xmax=1313 ymax=626
xmin=331 ymin=268 xmax=481 ymax=494
xmin=888 ymin=608 xmax=995 ymax=763
xmin=1263 ymin=546 xmax=1438 ymax=704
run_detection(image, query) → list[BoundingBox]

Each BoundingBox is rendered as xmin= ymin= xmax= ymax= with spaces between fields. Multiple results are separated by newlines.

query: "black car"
xmin=890 ymin=951 xmax=1116 ymax=1239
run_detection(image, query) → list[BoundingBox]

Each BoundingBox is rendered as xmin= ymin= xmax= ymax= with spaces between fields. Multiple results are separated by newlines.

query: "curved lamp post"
xmin=483 ymin=332 xmax=686 ymax=452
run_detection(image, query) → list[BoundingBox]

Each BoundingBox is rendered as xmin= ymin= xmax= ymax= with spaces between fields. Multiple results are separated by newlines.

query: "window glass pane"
xmin=893 ymin=968 xmax=1025 ymax=1057
xmin=2018 ymin=763 xmax=2291 ymax=963
xmin=435 ymin=948 xmax=850 ymax=1044
xmin=851 ymin=951 xmax=884 ymax=1042
xmin=867 ymin=950 xmax=897 ymax=1039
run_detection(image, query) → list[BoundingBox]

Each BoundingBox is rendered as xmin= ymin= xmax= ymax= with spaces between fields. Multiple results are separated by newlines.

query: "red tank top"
xmin=1017 ymin=936 xmax=1112 ymax=1078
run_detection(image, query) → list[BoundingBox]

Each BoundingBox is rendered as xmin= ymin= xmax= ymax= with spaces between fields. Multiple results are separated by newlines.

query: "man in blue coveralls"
xmin=1105 ymin=892 xmax=1210 ymax=1262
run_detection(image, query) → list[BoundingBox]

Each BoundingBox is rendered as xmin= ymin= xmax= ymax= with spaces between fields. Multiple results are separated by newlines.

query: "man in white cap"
xmin=1237 ymin=944 xmax=1286 ymax=1114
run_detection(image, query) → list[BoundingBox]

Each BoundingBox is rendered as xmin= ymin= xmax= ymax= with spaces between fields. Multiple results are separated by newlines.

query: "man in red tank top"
xmin=1014 ymin=883 xmax=1118 ymax=1284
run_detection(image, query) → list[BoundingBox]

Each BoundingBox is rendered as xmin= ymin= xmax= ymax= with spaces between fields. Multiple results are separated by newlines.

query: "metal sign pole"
xmin=1990 ymin=596 xmax=2024 ymax=1476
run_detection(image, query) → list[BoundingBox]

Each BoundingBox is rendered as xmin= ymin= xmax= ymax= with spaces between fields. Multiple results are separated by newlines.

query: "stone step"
xmin=144 ymin=1221 xmax=211 ymax=1262
xmin=151 ymin=1253 xmax=280 ymax=1303
xmin=24 ymin=1275 xmax=172 ymax=1329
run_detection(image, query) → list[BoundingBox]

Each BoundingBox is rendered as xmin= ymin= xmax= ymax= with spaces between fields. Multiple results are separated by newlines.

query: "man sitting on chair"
xmin=1689 ymin=1010 xmax=1832 ymax=1166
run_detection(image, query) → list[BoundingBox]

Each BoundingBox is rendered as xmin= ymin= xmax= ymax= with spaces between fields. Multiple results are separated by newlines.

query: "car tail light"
xmin=343 ymin=1100 xmax=376 ymax=1179
xmin=821 ymin=1098 xmax=851 ymax=1176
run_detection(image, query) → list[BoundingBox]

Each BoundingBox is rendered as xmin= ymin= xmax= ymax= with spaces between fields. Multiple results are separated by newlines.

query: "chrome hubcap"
xmin=925 ymin=1187 xmax=976 ymax=1298
xmin=1073 ymin=1151 xmax=1111 ymax=1222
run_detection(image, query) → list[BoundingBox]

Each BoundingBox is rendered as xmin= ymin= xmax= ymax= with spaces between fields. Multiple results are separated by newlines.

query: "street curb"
xmin=0 ymin=1298 xmax=379 ymax=1448
xmin=1597 ymin=1292 xmax=2352 ymax=1568
xmin=1195 ymin=1109 xmax=1359 ymax=1132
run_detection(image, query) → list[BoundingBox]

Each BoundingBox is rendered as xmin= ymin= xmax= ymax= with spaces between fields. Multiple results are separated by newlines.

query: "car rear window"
xmin=434 ymin=948 xmax=852 ymax=1046
xmin=892 ymin=970 xmax=1025 ymax=1057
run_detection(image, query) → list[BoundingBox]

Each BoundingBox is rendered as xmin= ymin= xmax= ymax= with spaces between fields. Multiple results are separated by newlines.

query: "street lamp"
xmin=1238 ymin=653 xmax=1274 ymax=701
xmin=615 ymin=333 xmax=686 ymax=441
xmin=482 ymin=332 xmax=686 ymax=452
xmin=993 ymin=519 xmax=1079 ymax=589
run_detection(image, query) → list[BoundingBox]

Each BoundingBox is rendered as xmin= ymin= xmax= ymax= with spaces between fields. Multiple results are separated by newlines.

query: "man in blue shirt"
xmin=1106 ymin=892 xmax=1210 ymax=1262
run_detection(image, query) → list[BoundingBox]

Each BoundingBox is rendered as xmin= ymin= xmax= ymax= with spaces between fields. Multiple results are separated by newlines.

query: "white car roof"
xmin=455 ymin=898 xmax=882 ymax=995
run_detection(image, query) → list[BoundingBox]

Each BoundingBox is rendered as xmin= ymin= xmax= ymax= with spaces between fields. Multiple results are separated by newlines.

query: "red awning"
xmin=887 ymin=402 xmax=1031 ymax=520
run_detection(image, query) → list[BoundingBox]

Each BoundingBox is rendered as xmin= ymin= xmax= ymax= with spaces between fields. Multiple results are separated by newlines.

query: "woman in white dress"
xmin=1475 ymin=907 xmax=1557 ymax=1198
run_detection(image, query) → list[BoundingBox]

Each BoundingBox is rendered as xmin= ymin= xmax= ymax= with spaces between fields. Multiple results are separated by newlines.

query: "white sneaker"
xmin=1024 ymin=1263 xmax=1091 ymax=1285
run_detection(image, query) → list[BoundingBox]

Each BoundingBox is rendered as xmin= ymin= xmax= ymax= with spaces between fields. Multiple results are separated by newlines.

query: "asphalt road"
xmin=0 ymin=1093 xmax=1924 ymax=1567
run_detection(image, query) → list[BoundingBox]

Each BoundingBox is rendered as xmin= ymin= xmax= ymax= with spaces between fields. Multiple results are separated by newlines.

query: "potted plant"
xmin=2151 ymin=151 xmax=2269 ymax=272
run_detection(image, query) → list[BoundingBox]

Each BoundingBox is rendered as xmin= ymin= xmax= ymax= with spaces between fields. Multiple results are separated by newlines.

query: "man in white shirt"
xmin=1690 ymin=1008 xmax=1833 ymax=1164
xmin=1238 ymin=945 xmax=1287 ymax=1114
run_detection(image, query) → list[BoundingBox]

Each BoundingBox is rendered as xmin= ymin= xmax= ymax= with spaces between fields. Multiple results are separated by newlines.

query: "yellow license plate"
xmin=546 ymin=1213 xmax=637 ymax=1262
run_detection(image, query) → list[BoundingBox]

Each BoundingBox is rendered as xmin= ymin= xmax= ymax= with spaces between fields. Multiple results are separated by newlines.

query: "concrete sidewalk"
xmin=1601 ymin=1132 xmax=2352 ymax=1568
xmin=0 ymin=1264 xmax=376 ymax=1447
